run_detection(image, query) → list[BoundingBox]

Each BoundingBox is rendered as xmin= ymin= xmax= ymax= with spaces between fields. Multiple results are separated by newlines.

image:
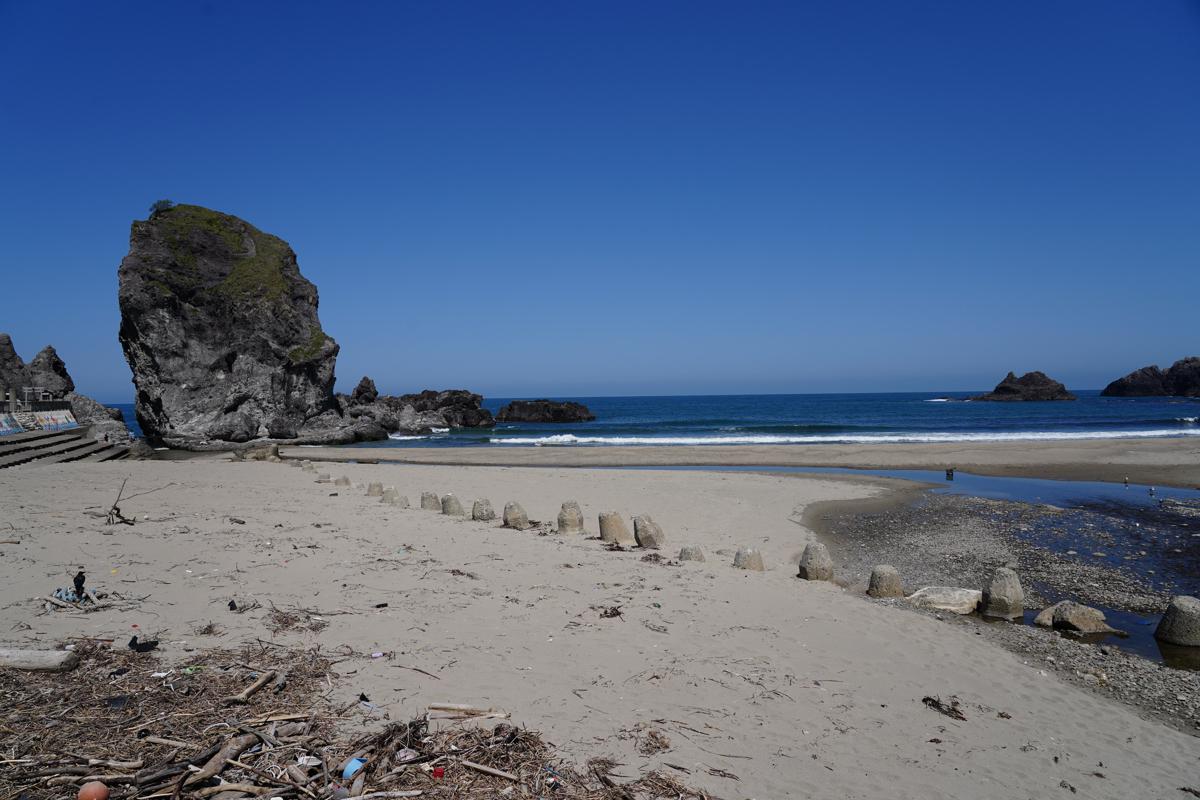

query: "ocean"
xmin=109 ymin=391 xmax=1200 ymax=447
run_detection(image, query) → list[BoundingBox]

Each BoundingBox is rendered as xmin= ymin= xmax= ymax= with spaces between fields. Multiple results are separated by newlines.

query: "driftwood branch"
xmin=223 ymin=670 xmax=277 ymax=706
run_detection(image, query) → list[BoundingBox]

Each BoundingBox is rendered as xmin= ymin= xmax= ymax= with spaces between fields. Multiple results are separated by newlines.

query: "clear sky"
xmin=2 ymin=2 xmax=1198 ymax=402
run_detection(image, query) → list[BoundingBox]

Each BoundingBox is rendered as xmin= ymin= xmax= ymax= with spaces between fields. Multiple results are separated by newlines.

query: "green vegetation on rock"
xmin=153 ymin=204 xmax=290 ymax=300
xmin=288 ymin=326 xmax=328 ymax=363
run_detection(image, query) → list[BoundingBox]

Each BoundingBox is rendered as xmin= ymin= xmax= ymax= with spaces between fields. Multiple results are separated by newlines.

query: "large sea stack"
xmin=1102 ymin=357 xmax=1200 ymax=398
xmin=972 ymin=371 xmax=1076 ymax=402
xmin=119 ymin=204 xmax=343 ymax=447
xmin=118 ymin=203 xmax=494 ymax=448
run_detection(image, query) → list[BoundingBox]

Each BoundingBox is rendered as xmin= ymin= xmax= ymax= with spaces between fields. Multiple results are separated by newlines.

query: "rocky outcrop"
xmin=1103 ymin=357 xmax=1200 ymax=398
xmin=972 ymin=372 xmax=1076 ymax=402
xmin=66 ymin=392 xmax=130 ymax=442
xmin=117 ymin=205 xmax=495 ymax=448
xmin=0 ymin=334 xmax=27 ymax=390
xmin=28 ymin=347 xmax=74 ymax=396
xmin=118 ymin=204 xmax=342 ymax=447
xmin=496 ymin=399 xmax=595 ymax=423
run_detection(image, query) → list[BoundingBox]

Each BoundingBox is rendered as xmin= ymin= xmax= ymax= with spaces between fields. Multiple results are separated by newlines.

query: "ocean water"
xmin=112 ymin=391 xmax=1200 ymax=447
xmin=367 ymin=390 xmax=1199 ymax=448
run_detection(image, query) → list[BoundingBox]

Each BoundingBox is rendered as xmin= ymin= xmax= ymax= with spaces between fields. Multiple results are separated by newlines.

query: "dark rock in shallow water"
xmin=1102 ymin=357 xmax=1200 ymax=398
xmin=496 ymin=399 xmax=596 ymax=423
xmin=118 ymin=204 xmax=342 ymax=447
xmin=1101 ymin=366 xmax=1168 ymax=397
xmin=972 ymin=371 xmax=1076 ymax=402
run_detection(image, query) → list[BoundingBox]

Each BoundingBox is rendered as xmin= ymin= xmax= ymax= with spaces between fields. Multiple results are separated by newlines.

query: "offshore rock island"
xmin=118 ymin=203 xmax=492 ymax=449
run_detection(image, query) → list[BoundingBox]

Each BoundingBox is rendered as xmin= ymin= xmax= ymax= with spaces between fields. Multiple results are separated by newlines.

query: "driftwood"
xmin=223 ymin=669 xmax=277 ymax=706
xmin=105 ymin=477 xmax=136 ymax=526
xmin=184 ymin=733 xmax=258 ymax=785
xmin=461 ymin=759 xmax=518 ymax=781
xmin=0 ymin=648 xmax=79 ymax=671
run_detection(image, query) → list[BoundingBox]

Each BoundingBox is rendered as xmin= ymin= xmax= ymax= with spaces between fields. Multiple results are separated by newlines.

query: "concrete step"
xmin=0 ymin=428 xmax=79 ymax=455
xmin=77 ymin=445 xmax=130 ymax=463
xmin=35 ymin=441 xmax=112 ymax=466
xmin=0 ymin=434 xmax=95 ymax=469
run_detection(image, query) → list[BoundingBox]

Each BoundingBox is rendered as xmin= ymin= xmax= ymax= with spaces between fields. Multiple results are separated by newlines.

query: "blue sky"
xmin=1 ymin=1 xmax=1198 ymax=401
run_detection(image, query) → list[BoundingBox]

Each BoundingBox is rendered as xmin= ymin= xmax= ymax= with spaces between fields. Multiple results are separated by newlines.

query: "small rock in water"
xmin=797 ymin=542 xmax=834 ymax=581
xmin=503 ymin=502 xmax=532 ymax=530
xmin=1154 ymin=595 xmax=1200 ymax=647
xmin=867 ymin=565 xmax=904 ymax=598
xmin=1049 ymin=601 xmax=1122 ymax=635
xmin=420 ymin=492 xmax=441 ymax=511
xmin=472 ymin=499 xmax=496 ymax=521
xmin=733 ymin=548 xmax=765 ymax=571
xmin=366 ymin=482 xmax=384 ymax=497
xmin=441 ymin=494 xmax=465 ymax=516
xmin=633 ymin=515 xmax=665 ymax=549
xmin=981 ymin=567 xmax=1024 ymax=620
xmin=598 ymin=512 xmax=634 ymax=546
xmin=557 ymin=501 xmax=584 ymax=534
xmin=679 ymin=545 xmax=706 ymax=562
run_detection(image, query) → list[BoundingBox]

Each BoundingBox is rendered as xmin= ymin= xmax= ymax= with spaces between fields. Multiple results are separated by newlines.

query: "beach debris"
xmin=366 ymin=481 xmax=384 ymax=497
xmin=598 ymin=512 xmax=634 ymax=546
xmin=1154 ymin=595 xmax=1200 ymax=647
xmin=636 ymin=727 xmax=672 ymax=755
xmin=981 ymin=567 xmax=1025 ymax=620
xmin=503 ymin=501 xmax=532 ymax=530
xmin=867 ymin=564 xmax=904 ymax=597
xmin=127 ymin=635 xmax=159 ymax=653
xmin=420 ymin=491 xmax=441 ymax=511
xmin=1040 ymin=601 xmax=1124 ymax=636
xmin=1 ymin=642 xmax=711 ymax=799
xmin=596 ymin=605 xmax=624 ymax=619
xmin=796 ymin=541 xmax=834 ymax=581
xmin=104 ymin=478 xmax=135 ymax=526
xmin=907 ymin=587 xmax=982 ymax=615
xmin=335 ymin=475 xmax=351 ymax=486
xmin=633 ymin=515 xmax=665 ymax=549
xmin=473 ymin=498 xmax=497 ymax=521
xmin=732 ymin=548 xmax=765 ymax=571
xmin=922 ymin=695 xmax=967 ymax=721
xmin=678 ymin=545 xmax=706 ymax=562
xmin=76 ymin=780 xmax=109 ymax=800
xmin=441 ymin=493 xmax=465 ymax=516
xmin=558 ymin=501 xmax=584 ymax=534
xmin=0 ymin=648 xmax=79 ymax=671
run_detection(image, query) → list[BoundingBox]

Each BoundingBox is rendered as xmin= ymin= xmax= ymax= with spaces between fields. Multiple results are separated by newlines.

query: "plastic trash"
xmin=342 ymin=758 xmax=366 ymax=781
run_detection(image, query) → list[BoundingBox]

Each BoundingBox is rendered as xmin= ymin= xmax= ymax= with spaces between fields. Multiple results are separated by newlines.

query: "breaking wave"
xmin=488 ymin=429 xmax=1200 ymax=446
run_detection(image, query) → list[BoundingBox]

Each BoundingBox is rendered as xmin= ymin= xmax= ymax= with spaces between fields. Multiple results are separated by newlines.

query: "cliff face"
xmin=1102 ymin=358 xmax=1200 ymax=398
xmin=972 ymin=371 xmax=1076 ymax=402
xmin=118 ymin=204 xmax=340 ymax=446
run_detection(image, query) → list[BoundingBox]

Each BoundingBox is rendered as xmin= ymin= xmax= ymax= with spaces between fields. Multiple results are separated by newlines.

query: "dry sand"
xmin=2 ymin=458 xmax=1199 ymax=798
xmin=288 ymin=436 xmax=1200 ymax=488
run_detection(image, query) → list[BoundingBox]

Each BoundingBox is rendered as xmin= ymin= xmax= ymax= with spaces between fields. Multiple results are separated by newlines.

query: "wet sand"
xmin=286 ymin=436 xmax=1200 ymax=488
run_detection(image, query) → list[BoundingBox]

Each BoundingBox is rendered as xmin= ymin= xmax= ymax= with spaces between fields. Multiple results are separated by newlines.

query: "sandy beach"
xmin=287 ymin=436 xmax=1200 ymax=489
xmin=3 ymin=456 xmax=1198 ymax=799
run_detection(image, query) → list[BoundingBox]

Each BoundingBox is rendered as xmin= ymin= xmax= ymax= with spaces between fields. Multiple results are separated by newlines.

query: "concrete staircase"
xmin=0 ymin=427 xmax=128 ymax=469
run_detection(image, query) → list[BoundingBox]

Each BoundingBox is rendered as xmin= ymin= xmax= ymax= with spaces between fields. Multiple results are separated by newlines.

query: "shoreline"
xmin=281 ymin=436 xmax=1200 ymax=488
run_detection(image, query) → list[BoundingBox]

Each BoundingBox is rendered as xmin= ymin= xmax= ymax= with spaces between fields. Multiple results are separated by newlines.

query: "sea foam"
xmin=488 ymin=429 xmax=1200 ymax=446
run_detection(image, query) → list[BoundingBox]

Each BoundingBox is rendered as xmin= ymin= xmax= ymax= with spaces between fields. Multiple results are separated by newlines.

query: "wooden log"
xmin=185 ymin=733 xmax=257 ymax=785
xmin=0 ymin=648 xmax=79 ymax=671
